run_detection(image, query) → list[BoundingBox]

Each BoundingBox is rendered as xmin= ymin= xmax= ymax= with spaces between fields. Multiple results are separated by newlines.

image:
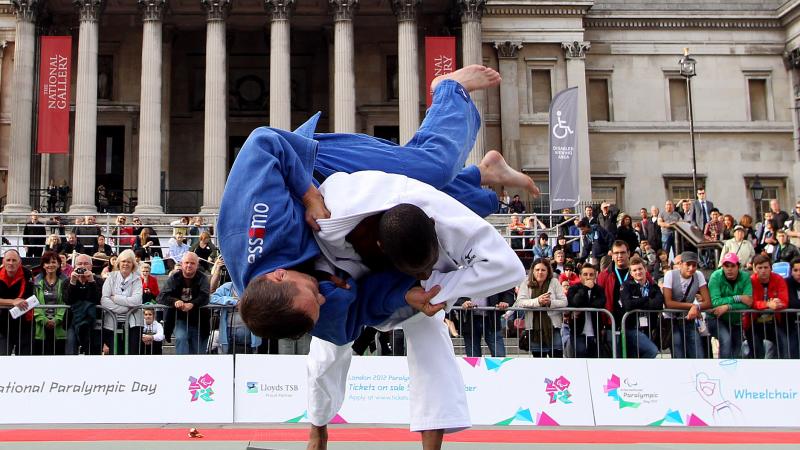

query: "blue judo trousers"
xmin=218 ymin=79 xmax=498 ymax=345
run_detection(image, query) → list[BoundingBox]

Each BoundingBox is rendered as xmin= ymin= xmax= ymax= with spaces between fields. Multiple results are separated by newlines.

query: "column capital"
xmin=139 ymin=0 xmax=166 ymax=22
xmin=494 ymin=41 xmax=522 ymax=59
xmin=784 ymin=47 xmax=800 ymax=70
xmin=265 ymin=0 xmax=294 ymax=20
xmin=201 ymin=0 xmax=230 ymax=21
xmin=11 ymin=0 xmax=38 ymax=23
xmin=73 ymin=0 xmax=103 ymax=22
xmin=330 ymin=0 xmax=357 ymax=22
xmin=562 ymin=41 xmax=590 ymax=59
xmin=457 ymin=0 xmax=485 ymax=23
xmin=391 ymin=0 xmax=420 ymax=22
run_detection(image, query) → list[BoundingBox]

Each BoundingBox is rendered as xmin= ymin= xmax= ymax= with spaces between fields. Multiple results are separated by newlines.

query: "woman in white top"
xmin=100 ymin=249 xmax=143 ymax=355
xmin=513 ymin=258 xmax=567 ymax=357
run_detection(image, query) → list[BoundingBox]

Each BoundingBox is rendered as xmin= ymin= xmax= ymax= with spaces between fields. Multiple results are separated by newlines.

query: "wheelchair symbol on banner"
xmin=552 ymin=110 xmax=574 ymax=140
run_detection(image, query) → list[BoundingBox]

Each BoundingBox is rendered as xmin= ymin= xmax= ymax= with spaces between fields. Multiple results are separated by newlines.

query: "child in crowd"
xmin=141 ymin=308 xmax=164 ymax=355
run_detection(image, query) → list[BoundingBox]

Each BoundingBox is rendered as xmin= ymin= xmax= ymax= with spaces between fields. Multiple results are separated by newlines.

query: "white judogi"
xmin=307 ymin=171 xmax=525 ymax=432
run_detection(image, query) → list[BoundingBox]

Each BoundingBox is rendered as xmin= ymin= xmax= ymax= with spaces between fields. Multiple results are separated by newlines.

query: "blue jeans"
xmin=749 ymin=319 xmax=779 ymax=359
xmin=661 ymin=233 xmax=675 ymax=257
xmin=610 ymin=329 xmax=659 ymax=358
xmin=461 ymin=310 xmax=506 ymax=357
xmin=707 ymin=316 xmax=743 ymax=359
xmin=671 ymin=319 xmax=706 ymax=359
xmin=574 ymin=335 xmax=599 ymax=358
xmin=779 ymin=318 xmax=799 ymax=359
xmin=174 ymin=323 xmax=201 ymax=355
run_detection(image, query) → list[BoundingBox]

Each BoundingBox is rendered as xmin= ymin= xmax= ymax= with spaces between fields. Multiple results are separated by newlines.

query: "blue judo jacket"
xmin=218 ymin=115 xmax=414 ymax=345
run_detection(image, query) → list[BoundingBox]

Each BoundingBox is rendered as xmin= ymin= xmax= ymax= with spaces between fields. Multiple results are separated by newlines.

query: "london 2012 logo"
xmin=545 ymin=376 xmax=572 ymax=404
xmin=188 ymin=373 xmax=215 ymax=402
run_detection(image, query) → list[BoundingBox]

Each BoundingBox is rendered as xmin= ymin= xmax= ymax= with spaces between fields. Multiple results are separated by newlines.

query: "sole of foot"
xmin=480 ymin=150 xmax=540 ymax=197
xmin=430 ymin=65 xmax=501 ymax=93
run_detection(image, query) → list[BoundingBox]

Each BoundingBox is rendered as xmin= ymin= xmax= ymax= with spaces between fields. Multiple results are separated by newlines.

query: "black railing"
xmin=28 ymin=189 xmax=204 ymax=214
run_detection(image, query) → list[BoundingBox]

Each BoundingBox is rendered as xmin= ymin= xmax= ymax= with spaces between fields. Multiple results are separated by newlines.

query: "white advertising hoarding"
xmin=587 ymin=359 xmax=800 ymax=427
xmin=0 ymin=355 xmax=233 ymax=424
xmin=234 ymin=355 xmax=595 ymax=426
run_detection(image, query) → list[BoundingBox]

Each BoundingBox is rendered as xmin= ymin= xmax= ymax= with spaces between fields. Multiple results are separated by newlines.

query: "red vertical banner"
xmin=425 ymin=37 xmax=456 ymax=107
xmin=37 ymin=36 xmax=72 ymax=154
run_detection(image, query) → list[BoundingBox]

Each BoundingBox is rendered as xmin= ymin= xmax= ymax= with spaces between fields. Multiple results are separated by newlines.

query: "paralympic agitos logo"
xmin=247 ymin=203 xmax=270 ymax=264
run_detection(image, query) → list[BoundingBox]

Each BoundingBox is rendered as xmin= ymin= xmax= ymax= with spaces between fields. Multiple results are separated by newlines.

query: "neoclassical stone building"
xmin=0 ymin=0 xmax=798 ymax=216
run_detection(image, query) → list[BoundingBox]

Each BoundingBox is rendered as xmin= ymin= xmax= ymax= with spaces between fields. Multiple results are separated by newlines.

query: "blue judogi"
xmin=218 ymin=80 xmax=497 ymax=345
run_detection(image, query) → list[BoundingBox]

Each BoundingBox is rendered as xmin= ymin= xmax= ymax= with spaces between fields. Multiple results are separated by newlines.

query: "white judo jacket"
xmin=315 ymin=170 xmax=526 ymax=308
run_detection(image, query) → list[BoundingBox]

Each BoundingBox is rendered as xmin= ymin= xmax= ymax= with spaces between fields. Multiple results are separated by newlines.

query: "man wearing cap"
xmin=707 ymin=252 xmax=753 ymax=359
xmin=663 ymin=251 xmax=712 ymax=358
xmin=719 ymin=225 xmax=756 ymax=269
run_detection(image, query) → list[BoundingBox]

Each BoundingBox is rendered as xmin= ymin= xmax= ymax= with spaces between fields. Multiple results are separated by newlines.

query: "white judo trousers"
xmin=306 ymin=171 xmax=526 ymax=432
xmin=307 ymin=310 xmax=470 ymax=432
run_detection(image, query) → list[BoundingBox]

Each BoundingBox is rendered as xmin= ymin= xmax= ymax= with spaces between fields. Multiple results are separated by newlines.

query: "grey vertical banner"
xmin=549 ymin=87 xmax=580 ymax=210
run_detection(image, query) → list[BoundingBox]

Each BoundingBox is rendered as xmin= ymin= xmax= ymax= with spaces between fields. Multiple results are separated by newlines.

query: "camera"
xmin=75 ymin=268 xmax=87 ymax=275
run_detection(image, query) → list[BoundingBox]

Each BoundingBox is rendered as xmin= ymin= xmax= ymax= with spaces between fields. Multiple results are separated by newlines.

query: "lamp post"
xmin=751 ymin=175 xmax=764 ymax=219
xmin=679 ymin=48 xmax=698 ymax=194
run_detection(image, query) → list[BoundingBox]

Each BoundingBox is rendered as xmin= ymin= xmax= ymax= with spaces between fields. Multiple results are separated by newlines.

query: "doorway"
xmin=96 ymin=126 xmax=125 ymax=212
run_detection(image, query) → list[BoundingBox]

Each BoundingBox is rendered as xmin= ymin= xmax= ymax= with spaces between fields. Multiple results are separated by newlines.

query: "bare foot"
xmin=307 ymin=425 xmax=328 ymax=450
xmin=478 ymin=150 xmax=540 ymax=197
xmin=430 ymin=64 xmax=501 ymax=94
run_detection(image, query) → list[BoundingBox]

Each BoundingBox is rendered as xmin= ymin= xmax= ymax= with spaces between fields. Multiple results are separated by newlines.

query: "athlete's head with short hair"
xmin=377 ymin=203 xmax=439 ymax=280
xmin=240 ymin=203 xmax=439 ymax=341
xmin=240 ymin=269 xmax=322 ymax=340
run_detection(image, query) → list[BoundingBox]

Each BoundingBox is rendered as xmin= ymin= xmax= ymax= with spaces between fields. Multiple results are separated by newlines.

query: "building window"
xmin=668 ymin=78 xmax=688 ymax=121
xmin=525 ymin=173 xmax=550 ymax=214
xmin=748 ymin=78 xmax=768 ymax=121
xmin=663 ymin=177 xmax=707 ymax=204
xmin=745 ymin=177 xmax=786 ymax=219
xmin=587 ymin=78 xmax=611 ymax=121
xmin=591 ymin=178 xmax=625 ymax=210
xmin=530 ymin=69 xmax=552 ymax=114
xmin=386 ymin=55 xmax=399 ymax=101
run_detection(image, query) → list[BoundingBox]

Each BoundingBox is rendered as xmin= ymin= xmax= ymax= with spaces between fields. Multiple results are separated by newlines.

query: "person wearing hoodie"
xmin=618 ymin=256 xmax=663 ymax=358
xmin=566 ymin=264 xmax=606 ymax=357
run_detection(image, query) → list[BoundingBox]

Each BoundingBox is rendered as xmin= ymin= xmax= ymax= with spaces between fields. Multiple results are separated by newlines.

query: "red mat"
xmin=0 ymin=428 xmax=798 ymax=443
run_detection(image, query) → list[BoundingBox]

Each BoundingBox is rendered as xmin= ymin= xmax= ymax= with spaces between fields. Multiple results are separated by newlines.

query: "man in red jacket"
xmin=749 ymin=254 xmax=788 ymax=358
xmin=597 ymin=240 xmax=657 ymax=357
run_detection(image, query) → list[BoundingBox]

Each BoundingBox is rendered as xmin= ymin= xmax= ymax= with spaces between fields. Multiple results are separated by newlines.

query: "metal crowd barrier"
xmin=448 ymin=306 xmax=617 ymax=359
xmin=620 ymin=308 xmax=800 ymax=359
xmin=0 ymin=305 xmax=124 ymax=356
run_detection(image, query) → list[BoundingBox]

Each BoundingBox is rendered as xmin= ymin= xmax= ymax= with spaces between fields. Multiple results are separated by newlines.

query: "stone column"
xmin=494 ymin=41 xmax=522 ymax=173
xmin=392 ymin=0 xmax=420 ymax=144
xmin=135 ymin=0 xmax=166 ymax=214
xmin=69 ymin=0 xmax=103 ymax=215
xmin=265 ymin=0 xmax=293 ymax=130
xmin=458 ymin=0 xmax=486 ymax=166
xmin=331 ymin=0 xmax=357 ymax=133
xmin=562 ymin=41 xmax=592 ymax=202
xmin=4 ymin=2 xmax=37 ymax=214
xmin=200 ymin=0 xmax=229 ymax=214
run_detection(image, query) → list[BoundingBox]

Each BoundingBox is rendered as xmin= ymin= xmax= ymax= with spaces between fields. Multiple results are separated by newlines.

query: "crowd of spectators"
xmin=455 ymin=188 xmax=800 ymax=359
xmin=4 ymin=191 xmax=800 ymax=360
xmin=0 ymin=212 xmax=308 ymax=357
